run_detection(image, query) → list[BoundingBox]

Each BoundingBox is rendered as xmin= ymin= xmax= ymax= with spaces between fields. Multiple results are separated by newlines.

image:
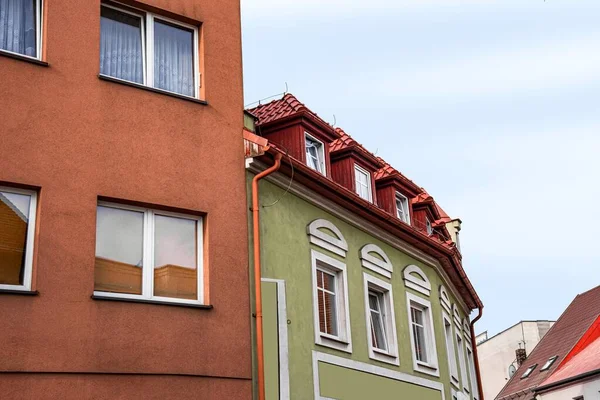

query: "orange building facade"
xmin=0 ymin=0 xmax=251 ymax=398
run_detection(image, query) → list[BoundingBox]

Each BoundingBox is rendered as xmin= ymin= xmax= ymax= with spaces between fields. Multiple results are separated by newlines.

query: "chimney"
xmin=516 ymin=348 xmax=527 ymax=366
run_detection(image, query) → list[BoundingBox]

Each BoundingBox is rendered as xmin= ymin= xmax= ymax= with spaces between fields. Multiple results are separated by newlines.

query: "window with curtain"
xmin=0 ymin=186 xmax=37 ymax=291
xmin=94 ymin=202 xmax=204 ymax=305
xmin=99 ymin=3 xmax=198 ymax=98
xmin=0 ymin=0 xmax=40 ymax=58
xmin=316 ymin=268 xmax=338 ymax=336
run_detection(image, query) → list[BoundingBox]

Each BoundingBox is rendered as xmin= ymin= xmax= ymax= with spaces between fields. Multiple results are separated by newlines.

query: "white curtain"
xmin=100 ymin=7 xmax=143 ymax=84
xmin=0 ymin=0 xmax=36 ymax=57
xmin=154 ymin=20 xmax=194 ymax=97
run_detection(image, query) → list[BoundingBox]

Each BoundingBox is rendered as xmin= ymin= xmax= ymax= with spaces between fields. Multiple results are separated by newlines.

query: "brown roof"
xmin=496 ymin=285 xmax=600 ymax=400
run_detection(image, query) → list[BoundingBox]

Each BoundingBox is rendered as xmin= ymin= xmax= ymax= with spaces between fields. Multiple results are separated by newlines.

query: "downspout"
xmin=252 ymin=152 xmax=282 ymax=400
xmin=470 ymin=307 xmax=485 ymax=400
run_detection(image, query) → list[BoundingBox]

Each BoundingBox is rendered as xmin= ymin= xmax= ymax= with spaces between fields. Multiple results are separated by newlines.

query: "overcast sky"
xmin=242 ymin=0 xmax=600 ymax=336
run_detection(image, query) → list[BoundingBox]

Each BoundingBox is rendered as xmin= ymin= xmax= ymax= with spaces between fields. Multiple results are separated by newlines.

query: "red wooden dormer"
xmin=330 ymin=128 xmax=384 ymax=204
xmin=374 ymin=159 xmax=421 ymax=226
xmin=411 ymin=191 xmax=453 ymax=245
xmin=248 ymin=94 xmax=339 ymax=178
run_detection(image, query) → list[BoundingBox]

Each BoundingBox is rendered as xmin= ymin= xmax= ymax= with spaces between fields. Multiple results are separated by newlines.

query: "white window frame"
xmin=443 ymin=312 xmax=460 ymax=388
xmin=305 ymin=133 xmax=326 ymax=175
xmin=426 ymin=217 xmax=433 ymax=236
xmin=354 ymin=164 xmax=372 ymax=203
xmin=406 ymin=292 xmax=439 ymax=377
xmin=0 ymin=0 xmax=44 ymax=61
xmin=456 ymin=330 xmax=470 ymax=393
xmin=540 ymin=356 xmax=558 ymax=371
xmin=363 ymin=273 xmax=399 ymax=365
xmin=93 ymin=201 xmax=204 ymax=306
xmin=311 ymin=250 xmax=352 ymax=353
xmin=521 ymin=364 xmax=537 ymax=379
xmin=395 ymin=192 xmax=410 ymax=224
xmin=100 ymin=2 xmax=200 ymax=99
xmin=0 ymin=186 xmax=37 ymax=292
xmin=466 ymin=342 xmax=480 ymax=400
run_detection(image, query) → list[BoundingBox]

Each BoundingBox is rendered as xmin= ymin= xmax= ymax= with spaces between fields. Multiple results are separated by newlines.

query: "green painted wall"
xmin=319 ymin=362 xmax=443 ymax=400
xmin=248 ymin=172 xmax=474 ymax=399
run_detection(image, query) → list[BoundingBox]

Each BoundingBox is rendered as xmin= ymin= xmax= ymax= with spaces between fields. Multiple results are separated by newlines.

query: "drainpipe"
xmin=470 ymin=307 xmax=485 ymax=400
xmin=252 ymin=152 xmax=282 ymax=400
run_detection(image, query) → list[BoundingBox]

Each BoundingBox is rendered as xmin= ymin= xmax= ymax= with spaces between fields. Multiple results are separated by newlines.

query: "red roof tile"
xmin=496 ymin=285 xmax=600 ymax=400
xmin=248 ymin=93 xmax=331 ymax=128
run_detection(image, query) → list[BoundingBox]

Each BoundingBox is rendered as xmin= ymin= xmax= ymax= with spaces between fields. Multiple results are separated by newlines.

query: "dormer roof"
xmin=330 ymin=128 xmax=384 ymax=171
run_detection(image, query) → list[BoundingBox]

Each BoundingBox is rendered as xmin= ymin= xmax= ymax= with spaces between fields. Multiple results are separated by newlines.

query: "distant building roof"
xmin=496 ymin=285 xmax=600 ymax=400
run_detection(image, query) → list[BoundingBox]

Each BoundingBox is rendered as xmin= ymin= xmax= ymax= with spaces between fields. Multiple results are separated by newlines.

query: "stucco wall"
xmin=0 ymin=0 xmax=250 ymax=397
xmin=477 ymin=321 xmax=555 ymax=400
xmin=249 ymin=174 xmax=474 ymax=399
xmin=537 ymin=378 xmax=600 ymax=400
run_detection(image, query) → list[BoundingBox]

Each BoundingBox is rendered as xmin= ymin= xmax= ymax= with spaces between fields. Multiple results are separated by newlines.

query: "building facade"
xmin=476 ymin=320 xmax=555 ymax=400
xmin=0 ymin=0 xmax=251 ymax=398
xmin=245 ymin=94 xmax=484 ymax=400
xmin=496 ymin=285 xmax=600 ymax=400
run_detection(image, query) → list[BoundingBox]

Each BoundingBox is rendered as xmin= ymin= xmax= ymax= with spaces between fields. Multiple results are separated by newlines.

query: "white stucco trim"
xmin=463 ymin=318 xmax=472 ymax=339
xmin=311 ymin=250 xmax=352 ymax=353
xmin=246 ymin=160 xmax=472 ymax=314
xmin=363 ymin=273 xmax=399 ymax=366
xmin=403 ymin=265 xmax=432 ymax=297
xmin=407 ymin=292 xmax=440 ymax=377
xmin=453 ymin=304 xmax=462 ymax=328
xmin=439 ymin=285 xmax=452 ymax=314
xmin=360 ymin=243 xmax=393 ymax=278
xmin=307 ymin=219 xmax=349 ymax=257
xmin=312 ymin=351 xmax=446 ymax=400
xmin=443 ymin=311 xmax=461 ymax=388
xmin=261 ymin=278 xmax=290 ymax=400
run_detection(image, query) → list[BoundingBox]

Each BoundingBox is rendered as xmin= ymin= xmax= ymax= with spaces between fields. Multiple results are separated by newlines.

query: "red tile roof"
xmin=329 ymin=128 xmax=384 ymax=169
xmin=248 ymin=93 xmax=333 ymax=129
xmin=496 ymin=285 xmax=600 ymax=400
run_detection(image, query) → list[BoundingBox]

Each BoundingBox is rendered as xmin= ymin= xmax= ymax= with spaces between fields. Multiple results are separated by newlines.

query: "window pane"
xmin=154 ymin=20 xmax=194 ymax=96
xmin=95 ymin=206 xmax=143 ymax=295
xmin=317 ymin=269 xmax=338 ymax=336
xmin=153 ymin=214 xmax=197 ymax=300
xmin=100 ymin=6 xmax=144 ymax=84
xmin=0 ymin=0 xmax=37 ymax=57
xmin=0 ymin=191 xmax=31 ymax=285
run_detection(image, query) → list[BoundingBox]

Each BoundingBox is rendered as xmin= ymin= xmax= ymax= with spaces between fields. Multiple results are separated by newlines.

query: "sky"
xmin=241 ymin=0 xmax=600 ymax=336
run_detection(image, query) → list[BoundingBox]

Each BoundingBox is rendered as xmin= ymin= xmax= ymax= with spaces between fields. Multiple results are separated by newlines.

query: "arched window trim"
xmin=360 ymin=244 xmax=393 ymax=279
xmin=306 ymin=219 xmax=348 ymax=257
xmin=403 ymin=265 xmax=432 ymax=297
xmin=439 ymin=285 xmax=451 ymax=314
xmin=453 ymin=304 xmax=462 ymax=328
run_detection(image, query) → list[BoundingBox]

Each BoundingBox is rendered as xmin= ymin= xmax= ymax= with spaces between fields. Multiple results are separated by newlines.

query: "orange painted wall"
xmin=0 ymin=0 xmax=250 ymax=398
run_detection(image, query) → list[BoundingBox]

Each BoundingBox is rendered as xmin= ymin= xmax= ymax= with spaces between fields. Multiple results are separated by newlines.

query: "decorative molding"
xmin=463 ymin=318 xmax=472 ymax=339
xmin=360 ymin=244 xmax=393 ymax=279
xmin=403 ymin=265 xmax=432 ymax=297
xmin=247 ymin=160 xmax=472 ymax=313
xmin=440 ymin=285 xmax=452 ymax=314
xmin=453 ymin=304 xmax=462 ymax=328
xmin=307 ymin=219 xmax=349 ymax=257
xmin=261 ymin=278 xmax=290 ymax=400
xmin=312 ymin=351 xmax=446 ymax=400
xmin=443 ymin=311 xmax=461 ymax=388
xmin=406 ymin=292 xmax=440 ymax=377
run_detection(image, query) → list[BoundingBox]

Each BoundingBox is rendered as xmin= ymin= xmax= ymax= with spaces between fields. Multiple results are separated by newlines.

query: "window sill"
xmin=0 ymin=50 xmax=48 ymax=67
xmin=92 ymin=294 xmax=213 ymax=309
xmin=98 ymin=75 xmax=208 ymax=105
xmin=0 ymin=289 xmax=39 ymax=296
xmin=316 ymin=334 xmax=352 ymax=354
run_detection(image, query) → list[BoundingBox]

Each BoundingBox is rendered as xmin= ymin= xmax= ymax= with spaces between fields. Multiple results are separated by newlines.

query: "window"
xmin=540 ymin=356 xmax=558 ymax=371
xmin=521 ymin=364 xmax=537 ymax=379
xmin=0 ymin=0 xmax=42 ymax=59
xmin=456 ymin=332 xmax=469 ymax=392
xmin=354 ymin=164 xmax=372 ymax=202
xmin=364 ymin=273 xmax=398 ymax=365
xmin=466 ymin=345 xmax=480 ymax=400
xmin=395 ymin=192 xmax=410 ymax=223
xmin=407 ymin=293 xmax=439 ymax=376
xmin=0 ymin=187 xmax=37 ymax=291
xmin=94 ymin=202 xmax=203 ymax=305
xmin=311 ymin=250 xmax=351 ymax=353
xmin=443 ymin=314 xmax=460 ymax=386
xmin=100 ymin=3 xmax=199 ymax=98
xmin=305 ymin=134 xmax=326 ymax=175
xmin=426 ymin=217 xmax=433 ymax=236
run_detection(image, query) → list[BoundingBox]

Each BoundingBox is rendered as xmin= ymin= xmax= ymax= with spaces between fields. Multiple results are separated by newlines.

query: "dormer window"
xmin=354 ymin=164 xmax=372 ymax=202
xmin=426 ymin=217 xmax=433 ymax=236
xmin=395 ymin=192 xmax=410 ymax=224
xmin=305 ymin=134 xmax=326 ymax=175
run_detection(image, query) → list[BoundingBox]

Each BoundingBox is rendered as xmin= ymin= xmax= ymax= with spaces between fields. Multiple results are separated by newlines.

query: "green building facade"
xmin=247 ymin=169 xmax=480 ymax=400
